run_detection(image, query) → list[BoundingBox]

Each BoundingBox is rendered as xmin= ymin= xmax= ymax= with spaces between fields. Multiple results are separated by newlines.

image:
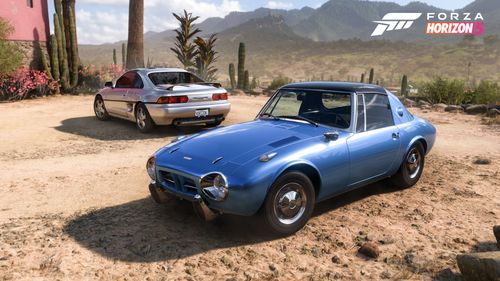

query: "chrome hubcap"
xmin=273 ymin=183 xmax=306 ymax=225
xmin=95 ymin=100 xmax=105 ymax=117
xmin=406 ymin=148 xmax=421 ymax=179
xmin=136 ymin=107 xmax=146 ymax=128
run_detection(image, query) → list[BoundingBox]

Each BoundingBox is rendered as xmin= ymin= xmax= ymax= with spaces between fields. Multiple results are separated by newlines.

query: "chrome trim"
xmin=199 ymin=172 xmax=229 ymax=201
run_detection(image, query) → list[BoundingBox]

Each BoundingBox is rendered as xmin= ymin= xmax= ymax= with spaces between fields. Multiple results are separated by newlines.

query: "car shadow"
xmin=64 ymin=180 xmax=404 ymax=263
xmin=54 ymin=116 xmax=206 ymax=141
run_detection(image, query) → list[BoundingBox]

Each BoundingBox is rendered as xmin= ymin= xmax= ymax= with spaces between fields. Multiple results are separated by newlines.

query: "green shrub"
xmin=0 ymin=17 xmax=23 ymax=73
xmin=471 ymin=81 xmax=500 ymax=104
xmin=268 ymin=76 xmax=292 ymax=90
xmin=421 ymin=77 xmax=466 ymax=105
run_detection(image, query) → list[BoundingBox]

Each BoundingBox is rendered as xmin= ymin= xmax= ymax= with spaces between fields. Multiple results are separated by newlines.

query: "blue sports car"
xmin=146 ymin=82 xmax=436 ymax=235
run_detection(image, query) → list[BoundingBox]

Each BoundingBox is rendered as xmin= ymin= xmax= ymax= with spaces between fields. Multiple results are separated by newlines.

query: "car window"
xmin=263 ymin=90 xmax=352 ymax=129
xmin=148 ymin=72 xmax=203 ymax=86
xmin=360 ymin=93 xmax=394 ymax=131
xmin=115 ymin=72 xmax=143 ymax=89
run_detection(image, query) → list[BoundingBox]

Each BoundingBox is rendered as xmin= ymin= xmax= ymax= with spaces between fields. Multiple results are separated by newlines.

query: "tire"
xmin=390 ymin=142 xmax=425 ymax=188
xmin=263 ymin=171 xmax=315 ymax=236
xmin=135 ymin=103 xmax=155 ymax=133
xmin=205 ymin=120 xmax=222 ymax=128
xmin=94 ymin=96 xmax=110 ymax=121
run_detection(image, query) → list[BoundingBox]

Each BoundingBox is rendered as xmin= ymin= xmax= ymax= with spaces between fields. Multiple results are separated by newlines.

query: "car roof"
xmin=131 ymin=68 xmax=189 ymax=75
xmin=282 ymin=81 xmax=387 ymax=94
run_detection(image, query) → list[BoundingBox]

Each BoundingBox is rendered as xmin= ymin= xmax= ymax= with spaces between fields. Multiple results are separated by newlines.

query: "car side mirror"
xmin=324 ymin=131 xmax=339 ymax=141
xmin=397 ymin=107 xmax=404 ymax=117
xmin=104 ymin=81 xmax=113 ymax=88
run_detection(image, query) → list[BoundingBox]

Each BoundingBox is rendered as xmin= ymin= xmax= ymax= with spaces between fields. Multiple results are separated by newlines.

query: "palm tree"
xmin=171 ymin=10 xmax=201 ymax=70
xmin=194 ymin=34 xmax=218 ymax=81
xmin=126 ymin=0 xmax=144 ymax=69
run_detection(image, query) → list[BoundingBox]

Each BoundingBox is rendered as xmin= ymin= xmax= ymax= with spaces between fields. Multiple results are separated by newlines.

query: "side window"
xmin=364 ymin=93 xmax=394 ymax=131
xmin=115 ymin=72 xmax=135 ymax=88
xmin=132 ymin=74 xmax=144 ymax=89
xmin=356 ymin=94 xmax=365 ymax=133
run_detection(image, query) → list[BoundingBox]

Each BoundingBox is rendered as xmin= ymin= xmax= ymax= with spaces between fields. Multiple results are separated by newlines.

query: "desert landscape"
xmin=0 ymin=95 xmax=498 ymax=280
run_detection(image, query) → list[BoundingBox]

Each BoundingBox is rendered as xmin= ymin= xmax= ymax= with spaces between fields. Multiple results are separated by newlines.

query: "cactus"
xmin=41 ymin=51 xmax=53 ymax=80
xmin=121 ymin=43 xmax=126 ymax=67
xmin=68 ymin=5 xmax=79 ymax=88
xmin=49 ymin=35 xmax=60 ymax=81
xmin=228 ymin=63 xmax=236 ymax=89
xmin=360 ymin=73 xmax=365 ymax=83
xmin=368 ymin=68 xmax=374 ymax=84
xmin=401 ymin=74 xmax=408 ymax=97
xmin=237 ymin=42 xmax=245 ymax=89
xmin=146 ymin=56 xmax=153 ymax=68
xmin=53 ymin=12 xmax=68 ymax=89
xmin=113 ymin=49 xmax=117 ymax=65
xmin=243 ymin=70 xmax=250 ymax=90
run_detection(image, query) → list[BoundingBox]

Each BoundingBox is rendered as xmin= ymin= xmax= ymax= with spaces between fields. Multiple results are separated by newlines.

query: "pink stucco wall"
xmin=0 ymin=0 xmax=49 ymax=42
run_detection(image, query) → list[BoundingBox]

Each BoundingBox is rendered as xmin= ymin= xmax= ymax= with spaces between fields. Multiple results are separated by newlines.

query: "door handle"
xmin=392 ymin=132 xmax=400 ymax=139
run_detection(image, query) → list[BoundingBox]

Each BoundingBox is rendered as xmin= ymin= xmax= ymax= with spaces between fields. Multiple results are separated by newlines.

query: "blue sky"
xmin=51 ymin=0 xmax=475 ymax=45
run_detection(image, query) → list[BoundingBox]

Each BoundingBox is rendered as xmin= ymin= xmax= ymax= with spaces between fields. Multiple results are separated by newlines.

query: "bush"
xmin=0 ymin=68 xmax=58 ymax=101
xmin=0 ymin=17 xmax=23 ymax=73
xmin=268 ymin=75 xmax=293 ymax=90
xmin=471 ymin=81 xmax=500 ymax=105
xmin=421 ymin=77 xmax=466 ymax=105
xmin=77 ymin=64 xmax=124 ymax=93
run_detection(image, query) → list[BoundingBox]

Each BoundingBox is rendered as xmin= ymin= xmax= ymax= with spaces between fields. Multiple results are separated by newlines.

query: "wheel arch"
xmin=270 ymin=161 xmax=322 ymax=198
xmin=407 ymin=136 xmax=428 ymax=155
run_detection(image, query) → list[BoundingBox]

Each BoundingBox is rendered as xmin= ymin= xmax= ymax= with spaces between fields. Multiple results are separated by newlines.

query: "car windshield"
xmin=261 ymin=89 xmax=352 ymax=129
xmin=148 ymin=72 xmax=203 ymax=86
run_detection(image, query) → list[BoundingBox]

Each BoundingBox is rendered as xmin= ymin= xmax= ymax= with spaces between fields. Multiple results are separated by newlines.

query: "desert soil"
xmin=0 ymin=95 xmax=499 ymax=281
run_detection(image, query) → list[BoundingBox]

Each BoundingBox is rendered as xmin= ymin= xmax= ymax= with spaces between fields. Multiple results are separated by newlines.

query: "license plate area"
xmin=195 ymin=109 xmax=209 ymax=118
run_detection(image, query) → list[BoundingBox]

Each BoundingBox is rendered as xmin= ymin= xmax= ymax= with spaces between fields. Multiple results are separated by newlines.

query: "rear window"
xmin=148 ymin=72 xmax=203 ymax=86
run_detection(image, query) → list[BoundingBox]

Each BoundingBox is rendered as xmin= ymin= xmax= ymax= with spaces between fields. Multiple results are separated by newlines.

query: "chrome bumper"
xmin=145 ymin=101 xmax=231 ymax=125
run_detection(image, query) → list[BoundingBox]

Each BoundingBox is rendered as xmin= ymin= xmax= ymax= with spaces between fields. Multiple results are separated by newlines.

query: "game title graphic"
xmin=371 ymin=12 xmax=485 ymax=36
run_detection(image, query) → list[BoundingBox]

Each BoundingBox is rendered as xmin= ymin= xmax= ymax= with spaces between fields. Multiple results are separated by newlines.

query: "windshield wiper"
xmin=259 ymin=113 xmax=281 ymax=120
xmin=276 ymin=115 xmax=318 ymax=127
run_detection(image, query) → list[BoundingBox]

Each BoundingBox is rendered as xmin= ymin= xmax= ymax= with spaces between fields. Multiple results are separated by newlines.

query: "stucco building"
xmin=0 ymin=0 xmax=50 ymax=69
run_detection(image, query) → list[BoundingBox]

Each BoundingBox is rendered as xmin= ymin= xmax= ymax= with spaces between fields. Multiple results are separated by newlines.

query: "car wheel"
xmin=135 ymin=103 xmax=155 ymax=133
xmin=94 ymin=96 xmax=110 ymax=121
xmin=390 ymin=142 xmax=425 ymax=188
xmin=205 ymin=120 xmax=222 ymax=128
xmin=263 ymin=171 xmax=315 ymax=235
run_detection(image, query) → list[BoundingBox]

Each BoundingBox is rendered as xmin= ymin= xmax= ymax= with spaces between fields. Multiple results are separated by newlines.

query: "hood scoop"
xmin=212 ymin=156 xmax=224 ymax=164
xmin=269 ymin=136 xmax=300 ymax=148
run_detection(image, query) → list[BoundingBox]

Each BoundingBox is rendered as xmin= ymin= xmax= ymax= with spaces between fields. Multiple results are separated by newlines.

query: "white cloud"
xmin=266 ymin=1 xmax=294 ymax=10
xmin=75 ymin=0 xmax=241 ymax=44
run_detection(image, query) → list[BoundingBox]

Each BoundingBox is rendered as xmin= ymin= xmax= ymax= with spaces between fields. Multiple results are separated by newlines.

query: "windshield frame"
xmin=257 ymin=87 xmax=355 ymax=132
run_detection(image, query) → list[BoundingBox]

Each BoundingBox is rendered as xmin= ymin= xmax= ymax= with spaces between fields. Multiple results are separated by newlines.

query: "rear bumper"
xmin=145 ymin=101 xmax=231 ymax=125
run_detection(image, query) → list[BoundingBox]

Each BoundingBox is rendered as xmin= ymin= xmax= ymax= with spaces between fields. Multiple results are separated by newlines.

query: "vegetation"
xmin=237 ymin=42 xmax=246 ymax=89
xmin=360 ymin=73 xmax=365 ymax=83
xmin=0 ymin=18 xmax=23 ymax=73
xmin=171 ymin=10 xmax=200 ymax=70
xmin=268 ymin=76 xmax=292 ymax=90
xmin=121 ymin=43 xmax=126 ymax=67
xmin=368 ymin=68 xmax=374 ymax=84
xmin=401 ymin=75 xmax=408 ymax=97
xmin=243 ymin=70 xmax=249 ymax=90
xmin=228 ymin=63 xmax=236 ymax=89
xmin=194 ymin=34 xmax=218 ymax=81
xmin=126 ymin=0 xmax=144 ymax=69
xmin=112 ymin=48 xmax=117 ymax=65
xmin=421 ymin=77 xmax=466 ymax=105
xmin=471 ymin=81 xmax=500 ymax=104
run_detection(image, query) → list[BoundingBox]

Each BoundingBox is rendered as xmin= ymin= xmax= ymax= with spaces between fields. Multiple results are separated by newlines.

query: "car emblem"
xmin=183 ymin=156 xmax=192 ymax=160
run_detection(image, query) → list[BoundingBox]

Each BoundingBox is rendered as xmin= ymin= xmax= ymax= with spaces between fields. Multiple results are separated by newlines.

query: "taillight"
xmin=212 ymin=92 xmax=228 ymax=101
xmin=157 ymin=96 xmax=189 ymax=104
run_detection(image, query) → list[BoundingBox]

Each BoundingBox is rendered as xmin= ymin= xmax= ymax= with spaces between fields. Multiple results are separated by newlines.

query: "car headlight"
xmin=146 ymin=156 xmax=156 ymax=180
xmin=200 ymin=173 xmax=228 ymax=201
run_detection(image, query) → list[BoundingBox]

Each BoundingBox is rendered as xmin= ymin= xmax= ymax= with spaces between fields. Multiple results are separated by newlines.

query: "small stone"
xmin=269 ymin=264 xmax=276 ymax=271
xmin=445 ymin=105 xmax=464 ymax=113
xmin=331 ymin=255 xmax=341 ymax=264
xmin=334 ymin=272 xmax=343 ymax=279
xmin=380 ymin=270 xmax=391 ymax=279
xmin=465 ymin=104 xmax=488 ymax=115
xmin=473 ymin=157 xmax=491 ymax=165
xmin=433 ymin=103 xmax=448 ymax=111
xmin=358 ymin=242 xmax=380 ymax=259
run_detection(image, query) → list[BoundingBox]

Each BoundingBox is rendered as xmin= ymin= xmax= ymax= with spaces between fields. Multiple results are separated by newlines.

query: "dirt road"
xmin=0 ymin=95 xmax=498 ymax=280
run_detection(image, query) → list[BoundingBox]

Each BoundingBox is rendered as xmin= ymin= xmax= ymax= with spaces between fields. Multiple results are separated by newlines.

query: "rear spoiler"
xmin=160 ymin=82 xmax=222 ymax=91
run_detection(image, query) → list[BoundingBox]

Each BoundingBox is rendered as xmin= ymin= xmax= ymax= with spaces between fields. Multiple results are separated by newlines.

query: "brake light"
xmin=157 ymin=96 xmax=189 ymax=104
xmin=212 ymin=94 xmax=220 ymax=101
xmin=212 ymin=92 xmax=228 ymax=101
xmin=220 ymin=93 xmax=228 ymax=100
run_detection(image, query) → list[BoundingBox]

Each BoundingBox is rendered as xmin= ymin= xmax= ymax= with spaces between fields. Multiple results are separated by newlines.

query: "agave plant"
xmin=194 ymin=34 xmax=218 ymax=82
xmin=171 ymin=10 xmax=201 ymax=70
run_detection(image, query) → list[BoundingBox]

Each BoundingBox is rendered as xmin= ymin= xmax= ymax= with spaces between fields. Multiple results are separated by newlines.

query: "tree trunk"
xmin=126 ymin=0 xmax=144 ymax=69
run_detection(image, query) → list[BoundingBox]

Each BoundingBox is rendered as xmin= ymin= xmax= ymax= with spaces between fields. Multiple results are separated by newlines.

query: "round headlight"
xmin=213 ymin=174 xmax=227 ymax=188
xmin=201 ymin=173 xmax=228 ymax=201
xmin=146 ymin=156 xmax=156 ymax=180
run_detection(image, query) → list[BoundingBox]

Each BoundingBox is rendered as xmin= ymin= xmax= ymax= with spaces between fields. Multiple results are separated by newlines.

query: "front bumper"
xmin=145 ymin=101 xmax=231 ymax=126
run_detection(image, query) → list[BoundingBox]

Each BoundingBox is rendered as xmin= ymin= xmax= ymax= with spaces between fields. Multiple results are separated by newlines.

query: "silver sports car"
xmin=93 ymin=68 xmax=231 ymax=132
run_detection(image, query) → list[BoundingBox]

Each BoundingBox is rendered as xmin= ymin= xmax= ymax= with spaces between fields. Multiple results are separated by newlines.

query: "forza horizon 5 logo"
xmin=371 ymin=12 xmax=485 ymax=36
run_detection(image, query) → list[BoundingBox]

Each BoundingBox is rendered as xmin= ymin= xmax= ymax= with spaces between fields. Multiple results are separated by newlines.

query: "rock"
xmin=403 ymin=98 xmax=415 ymax=108
xmin=433 ymin=103 xmax=448 ymax=111
xmin=465 ymin=104 xmax=488 ymax=115
xmin=380 ymin=270 xmax=391 ymax=279
xmin=445 ymin=105 xmax=464 ymax=113
xmin=358 ymin=242 xmax=380 ymax=259
xmin=417 ymin=100 xmax=431 ymax=107
xmin=487 ymin=108 xmax=500 ymax=117
xmin=473 ymin=157 xmax=491 ymax=165
xmin=331 ymin=255 xmax=341 ymax=264
xmin=457 ymin=251 xmax=500 ymax=281
xmin=494 ymin=226 xmax=500 ymax=248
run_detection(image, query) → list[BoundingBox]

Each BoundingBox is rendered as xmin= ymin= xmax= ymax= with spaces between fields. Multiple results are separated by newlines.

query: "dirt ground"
xmin=0 ymin=95 xmax=499 ymax=281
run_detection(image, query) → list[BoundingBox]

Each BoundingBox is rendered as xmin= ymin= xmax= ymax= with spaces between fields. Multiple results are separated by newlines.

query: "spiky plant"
xmin=368 ymin=68 xmax=374 ymax=84
xmin=113 ymin=48 xmax=117 ymax=65
xmin=171 ymin=10 xmax=201 ymax=70
xmin=401 ymin=75 xmax=408 ymax=97
xmin=194 ymin=34 xmax=218 ymax=82
xmin=360 ymin=73 xmax=365 ymax=83
xmin=237 ymin=42 xmax=245 ymax=89
xmin=228 ymin=63 xmax=236 ymax=89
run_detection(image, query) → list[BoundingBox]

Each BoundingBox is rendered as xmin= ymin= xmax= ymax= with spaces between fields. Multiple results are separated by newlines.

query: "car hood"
xmin=156 ymin=119 xmax=328 ymax=173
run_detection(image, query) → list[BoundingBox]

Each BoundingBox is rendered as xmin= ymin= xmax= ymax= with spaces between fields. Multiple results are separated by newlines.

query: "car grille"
xmin=158 ymin=170 xmax=198 ymax=195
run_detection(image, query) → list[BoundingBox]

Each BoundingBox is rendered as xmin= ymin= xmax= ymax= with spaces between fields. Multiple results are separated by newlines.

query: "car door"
xmin=104 ymin=72 xmax=135 ymax=117
xmin=347 ymin=93 xmax=401 ymax=186
xmin=124 ymin=73 xmax=145 ymax=119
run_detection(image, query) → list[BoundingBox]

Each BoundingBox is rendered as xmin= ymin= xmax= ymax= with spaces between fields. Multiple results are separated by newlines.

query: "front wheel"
xmin=390 ymin=142 xmax=425 ymax=188
xmin=263 ymin=171 xmax=315 ymax=236
xmin=135 ymin=103 xmax=155 ymax=133
xmin=94 ymin=96 xmax=110 ymax=121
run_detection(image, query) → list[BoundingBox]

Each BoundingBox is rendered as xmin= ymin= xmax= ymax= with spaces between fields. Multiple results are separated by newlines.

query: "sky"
xmin=49 ymin=0 xmax=476 ymax=45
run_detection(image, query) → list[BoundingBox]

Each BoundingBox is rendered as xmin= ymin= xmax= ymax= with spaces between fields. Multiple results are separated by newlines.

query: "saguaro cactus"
xmin=401 ymin=74 xmax=408 ymax=97
xmin=121 ymin=43 xmax=126 ymax=67
xmin=360 ymin=73 xmax=365 ymax=83
xmin=243 ymin=70 xmax=250 ymax=90
xmin=228 ymin=63 xmax=236 ymax=89
xmin=113 ymin=49 xmax=117 ymax=65
xmin=237 ymin=42 xmax=245 ymax=89
xmin=49 ymin=35 xmax=60 ymax=81
xmin=368 ymin=68 xmax=374 ymax=84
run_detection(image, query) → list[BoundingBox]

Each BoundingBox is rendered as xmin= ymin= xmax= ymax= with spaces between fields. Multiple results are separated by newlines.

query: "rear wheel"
xmin=94 ymin=96 xmax=110 ymax=121
xmin=263 ymin=171 xmax=315 ymax=235
xmin=135 ymin=103 xmax=155 ymax=133
xmin=390 ymin=142 xmax=425 ymax=188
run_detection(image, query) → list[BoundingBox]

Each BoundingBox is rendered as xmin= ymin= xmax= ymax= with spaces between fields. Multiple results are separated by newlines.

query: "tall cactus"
xmin=41 ymin=52 xmax=53 ymax=80
xmin=53 ymin=12 xmax=68 ymax=89
xmin=121 ymin=43 xmax=126 ymax=67
xmin=49 ymin=35 xmax=60 ymax=81
xmin=368 ymin=68 xmax=374 ymax=84
xmin=68 ymin=5 xmax=79 ymax=88
xmin=243 ymin=70 xmax=250 ymax=90
xmin=360 ymin=73 xmax=365 ymax=83
xmin=228 ymin=63 xmax=236 ymax=89
xmin=401 ymin=74 xmax=408 ymax=97
xmin=237 ymin=42 xmax=245 ymax=89
xmin=113 ymin=49 xmax=117 ymax=65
